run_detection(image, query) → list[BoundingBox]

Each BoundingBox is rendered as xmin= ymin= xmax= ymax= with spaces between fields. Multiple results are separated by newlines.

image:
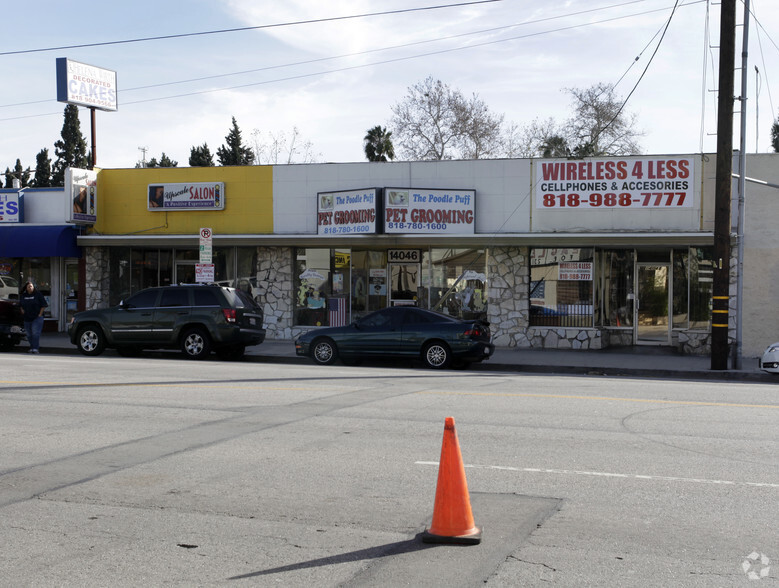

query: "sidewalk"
xmin=33 ymin=332 xmax=775 ymax=383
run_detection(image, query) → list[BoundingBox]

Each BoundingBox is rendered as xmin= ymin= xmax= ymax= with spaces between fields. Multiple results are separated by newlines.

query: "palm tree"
xmin=364 ymin=126 xmax=395 ymax=162
xmin=540 ymin=135 xmax=571 ymax=158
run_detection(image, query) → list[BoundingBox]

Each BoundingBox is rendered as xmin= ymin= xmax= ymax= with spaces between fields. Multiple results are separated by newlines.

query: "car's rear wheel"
xmin=216 ymin=344 xmax=245 ymax=361
xmin=311 ymin=337 xmax=338 ymax=365
xmin=77 ymin=325 xmax=106 ymax=356
xmin=180 ymin=327 xmax=211 ymax=359
xmin=423 ymin=341 xmax=451 ymax=369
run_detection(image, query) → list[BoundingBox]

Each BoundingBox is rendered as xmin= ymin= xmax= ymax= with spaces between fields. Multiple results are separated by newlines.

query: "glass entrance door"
xmin=175 ymin=262 xmax=196 ymax=285
xmin=635 ymin=263 xmax=671 ymax=345
xmin=63 ymin=260 xmax=79 ymax=328
xmin=389 ymin=263 xmax=419 ymax=306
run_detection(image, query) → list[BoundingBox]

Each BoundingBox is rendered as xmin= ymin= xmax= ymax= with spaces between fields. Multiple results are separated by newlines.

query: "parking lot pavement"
xmin=35 ymin=332 xmax=774 ymax=382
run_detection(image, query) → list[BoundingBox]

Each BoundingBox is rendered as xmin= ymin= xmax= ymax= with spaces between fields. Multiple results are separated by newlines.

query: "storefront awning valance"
xmin=0 ymin=225 xmax=81 ymax=258
xmin=76 ymin=231 xmax=715 ymax=249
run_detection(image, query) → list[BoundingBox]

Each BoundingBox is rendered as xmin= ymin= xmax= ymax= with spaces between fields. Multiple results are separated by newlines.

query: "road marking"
xmin=418 ymin=390 xmax=779 ymax=409
xmin=415 ymin=462 xmax=779 ymax=488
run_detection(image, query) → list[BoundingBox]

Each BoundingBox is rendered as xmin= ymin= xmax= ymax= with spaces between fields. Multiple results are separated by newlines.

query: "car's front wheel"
xmin=180 ymin=327 xmax=211 ymax=359
xmin=311 ymin=337 xmax=338 ymax=365
xmin=77 ymin=325 xmax=106 ymax=356
xmin=423 ymin=341 xmax=451 ymax=369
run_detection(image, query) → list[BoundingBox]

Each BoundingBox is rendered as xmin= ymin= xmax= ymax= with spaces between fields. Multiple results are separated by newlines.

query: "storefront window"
xmin=0 ymin=258 xmax=23 ymax=301
xmin=530 ymin=248 xmax=593 ymax=327
xmin=599 ymin=250 xmax=634 ymax=327
xmin=19 ymin=257 xmax=52 ymax=317
xmin=688 ymin=247 xmax=713 ymax=330
xmin=349 ymin=250 xmax=387 ymax=319
xmin=428 ymin=249 xmax=488 ymax=320
xmin=672 ymin=249 xmax=689 ymax=329
xmin=295 ymin=248 xmax=332 ymax=326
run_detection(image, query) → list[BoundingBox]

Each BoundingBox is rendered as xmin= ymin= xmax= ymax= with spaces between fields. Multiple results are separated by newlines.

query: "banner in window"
xmin=559 ymin=262 xmax=593 ymax=281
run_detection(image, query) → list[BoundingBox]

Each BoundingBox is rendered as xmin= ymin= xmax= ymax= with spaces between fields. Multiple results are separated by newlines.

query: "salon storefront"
xmin=79 ymin=154 xmax=726 ymax=354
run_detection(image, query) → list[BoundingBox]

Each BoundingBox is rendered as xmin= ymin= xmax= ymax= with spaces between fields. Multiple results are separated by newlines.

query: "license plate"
xmin=249 ymin=318 xmax=256 ymax=326
xmin=10 ymin=326 xmax=22 ymax=334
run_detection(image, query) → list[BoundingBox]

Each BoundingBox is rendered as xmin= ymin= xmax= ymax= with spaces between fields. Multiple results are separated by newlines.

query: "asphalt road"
xmin=1 ymin=353 xmax=777 ymax=586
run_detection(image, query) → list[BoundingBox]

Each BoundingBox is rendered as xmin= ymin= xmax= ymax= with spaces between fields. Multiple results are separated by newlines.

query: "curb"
xmin=32 ymin=343 xmax=776 ymax=383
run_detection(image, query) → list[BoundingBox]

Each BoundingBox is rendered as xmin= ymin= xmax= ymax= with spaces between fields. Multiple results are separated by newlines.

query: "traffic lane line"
xmin=415 ymin=461 xmax=779 ymax=489
xmin=418 ymin=390 xmax=779 ymax=409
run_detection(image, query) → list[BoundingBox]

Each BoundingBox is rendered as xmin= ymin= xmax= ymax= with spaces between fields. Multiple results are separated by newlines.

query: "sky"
xmin=1 ymin=0 xmax=778 ymax=174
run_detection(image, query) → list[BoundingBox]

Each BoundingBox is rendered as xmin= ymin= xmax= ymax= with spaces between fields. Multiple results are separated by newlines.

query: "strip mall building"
xmin=5 ymin=153 xmax=779 ymax=358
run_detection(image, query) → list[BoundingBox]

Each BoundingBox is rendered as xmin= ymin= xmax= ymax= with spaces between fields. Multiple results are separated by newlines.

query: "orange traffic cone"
xmin=421 ymin=417 xmax=482 ymax=545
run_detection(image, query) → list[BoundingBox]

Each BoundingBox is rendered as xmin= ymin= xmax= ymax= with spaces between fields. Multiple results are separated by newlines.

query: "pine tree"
xmin=32 ymin=149 xmax=52 ymax=187
xmin=216 ymin=117 xmax=255 ymax=166
xmin=140 ymin=152 xmax=178 ymax=168
xmin=189 ymin=143 xmax=215 ymax=166
xmin=52 ymin=105 xmax=90 ymax=186
xmin=4 ymin=159 xmax=31 ymax=187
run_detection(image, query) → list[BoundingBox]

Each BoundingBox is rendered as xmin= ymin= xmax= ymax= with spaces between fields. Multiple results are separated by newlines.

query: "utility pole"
xmin=138 ymin=146 xmax=148 ymax=168
xmin=711 ymin=0 xmax=736 ymax=370
xmin=733 ymin=0 xmax=750 ymax=370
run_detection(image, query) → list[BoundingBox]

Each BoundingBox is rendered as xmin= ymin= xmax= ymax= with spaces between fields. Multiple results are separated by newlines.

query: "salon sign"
xmin=148 ymin=182 xmax=224 ymax=211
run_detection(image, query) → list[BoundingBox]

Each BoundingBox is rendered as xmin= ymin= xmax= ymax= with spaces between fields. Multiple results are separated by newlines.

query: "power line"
xmin=0 ymin=1 xmax=698 ymax=122
xmin=590 ymin=0 xmax=682 ymax=150
xmin=0 ymin=0 xmax=504 ymax=56
xmin=0 ymin=0 xmax=656 ymax=109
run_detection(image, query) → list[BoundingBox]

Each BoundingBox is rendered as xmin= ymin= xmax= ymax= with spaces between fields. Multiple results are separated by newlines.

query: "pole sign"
xmin=384 ymin=188 xmax=475 ymax=234
xmin=199 ymin=227 xmax=213 ymax=264
xmin=195 ymin=263 xmax=214 ymax=283
xmin=56 ymin=58 xmax=118 ymax=111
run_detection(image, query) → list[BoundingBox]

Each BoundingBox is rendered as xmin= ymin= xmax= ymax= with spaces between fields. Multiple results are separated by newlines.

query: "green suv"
xmin=68 ymin=284 xmax=266 ymax=360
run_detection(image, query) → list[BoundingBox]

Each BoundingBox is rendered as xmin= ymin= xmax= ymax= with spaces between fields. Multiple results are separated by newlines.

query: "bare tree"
xmin=251 ymin=127 xmax=320 ymax=164
xmin=454 ymin=93 xmax=504 ymax=159
xmin=390 ymin=77 xmax=505 ymax=160
xmin=508 ymin=117 xmax=566 ymax=158
xmin=563 ymin=83 xmax=642 ymax=156
xmin=390 ymin=77 xmax=459 ymax=160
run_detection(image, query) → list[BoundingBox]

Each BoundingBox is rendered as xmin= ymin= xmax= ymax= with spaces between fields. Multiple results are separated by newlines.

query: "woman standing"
xmin=19 ymin=281 xmax=47 ymax=354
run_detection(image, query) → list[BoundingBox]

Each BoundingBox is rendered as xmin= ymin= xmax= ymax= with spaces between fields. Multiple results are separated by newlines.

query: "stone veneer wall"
xmin=255 ymin=246 xmax=294 ymax=340
xmin=85 ymin=247 xmax=111 ymax=310
xmin=487 ymin=245 xmax=604 ymax=350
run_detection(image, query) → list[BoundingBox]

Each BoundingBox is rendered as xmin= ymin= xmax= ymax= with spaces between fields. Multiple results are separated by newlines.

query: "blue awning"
xmin=0 ymin=225 xmax=81 ymax=258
